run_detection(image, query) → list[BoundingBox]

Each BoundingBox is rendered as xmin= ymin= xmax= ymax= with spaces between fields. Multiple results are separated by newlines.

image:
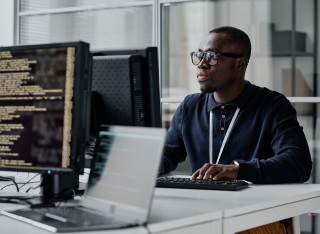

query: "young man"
xmin=161 ymin=26 xmax=312 ymax=184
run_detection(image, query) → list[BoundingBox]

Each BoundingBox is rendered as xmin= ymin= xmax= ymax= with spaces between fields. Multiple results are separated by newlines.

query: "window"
xmin=18 ymin=0 xmax=153 ymax=50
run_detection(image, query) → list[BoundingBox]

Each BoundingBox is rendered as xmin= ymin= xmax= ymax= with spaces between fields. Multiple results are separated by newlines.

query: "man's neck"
xmin=213 ymin=81 xmax=245 ymax=105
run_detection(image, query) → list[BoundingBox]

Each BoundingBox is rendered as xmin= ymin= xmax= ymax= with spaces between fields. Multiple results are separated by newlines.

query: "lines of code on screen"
xmin=0 ymin=47 xmax=75 ymax=170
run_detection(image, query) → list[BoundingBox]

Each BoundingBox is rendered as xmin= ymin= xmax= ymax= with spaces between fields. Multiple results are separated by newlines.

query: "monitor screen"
xmin=0 ymin=42 xmax=91 ymax=175
xmin=90 ymin=47 xmax=162 ymax=135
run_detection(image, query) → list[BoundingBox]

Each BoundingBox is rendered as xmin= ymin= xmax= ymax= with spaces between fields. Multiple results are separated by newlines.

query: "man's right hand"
xmin=191 ymin=163 xmax=239 ymax=181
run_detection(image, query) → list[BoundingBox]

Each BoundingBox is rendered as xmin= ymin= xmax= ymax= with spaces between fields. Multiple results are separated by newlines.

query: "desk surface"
xmin=0 ymin=200 xmax=221 ymax=234
xmin=1 ymin=183 xmax=320 ymax=234
xmin=154 ymin=183 xmax=320 ymax=233
xmin=0 ymin=215 xmax=147 ymax=234
xmin=0 ymin=188 xmax=222 ymax=234
xmin=148 ymin=195 xmax=222 ymax=233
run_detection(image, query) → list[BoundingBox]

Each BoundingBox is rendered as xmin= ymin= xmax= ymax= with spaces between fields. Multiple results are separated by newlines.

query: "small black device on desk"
xmin=156 ymin=177 xmax=249 ymax=191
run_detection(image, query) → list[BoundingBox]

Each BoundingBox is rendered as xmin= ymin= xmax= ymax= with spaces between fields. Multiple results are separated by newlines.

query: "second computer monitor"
xmin=91 ymin=47 xmax=161 ymax=135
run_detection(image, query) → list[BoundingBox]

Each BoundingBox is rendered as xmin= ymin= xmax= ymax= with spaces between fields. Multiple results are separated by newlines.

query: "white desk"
xmin=148 ymin=195 xmax=222 ymax=234
xmin=154 ymin=183 xmax=320 ymax=233
xmin=0 ymin=215 xmax=147 ymax=234
xmin=1 ymin=183 xmax=320 ymax=234
xmin=0 ymin=188 xmax=222 ymax=234
xmin=0 ymin=202 xmax=147 ymax=234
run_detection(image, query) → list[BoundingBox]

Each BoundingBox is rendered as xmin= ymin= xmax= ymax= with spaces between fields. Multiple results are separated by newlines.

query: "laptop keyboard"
xmin=156 ymin=177 xmax=249 ymax=191
xmin=34 ymin=206 xmax=125 ymax=226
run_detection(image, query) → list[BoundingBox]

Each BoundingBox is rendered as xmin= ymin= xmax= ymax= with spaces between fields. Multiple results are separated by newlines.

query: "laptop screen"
xmin=87 ymin=125 xmax=166 ymax=218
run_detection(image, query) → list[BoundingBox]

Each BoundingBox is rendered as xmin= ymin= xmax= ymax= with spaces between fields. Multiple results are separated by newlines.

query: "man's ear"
xmin=236 ymin=57 xmax=247 ymax=68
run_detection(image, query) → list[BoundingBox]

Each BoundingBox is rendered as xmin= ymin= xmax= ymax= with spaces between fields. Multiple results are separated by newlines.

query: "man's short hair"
xmin=209 ymin=26 xmax=251 ymax=61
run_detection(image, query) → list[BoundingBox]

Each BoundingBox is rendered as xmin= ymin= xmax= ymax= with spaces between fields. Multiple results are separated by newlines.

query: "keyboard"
xmin=32 ymin=206 xmax=124 ymax=226
xmin=156 ymin=177 xmax=249 ymax=191
xmin=2 ymin=206 xmax=130 ymax=233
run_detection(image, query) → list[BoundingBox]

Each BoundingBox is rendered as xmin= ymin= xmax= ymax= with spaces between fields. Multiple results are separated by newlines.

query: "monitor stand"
xmin=34 ymin=173 xmax=80 ymax=206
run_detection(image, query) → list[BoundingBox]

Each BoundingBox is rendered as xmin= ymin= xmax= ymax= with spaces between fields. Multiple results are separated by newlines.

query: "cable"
xmin=25 ymin=183 xmax=41 ymax=193
xmin=19 ymin=173 xmax=40 ymax=190
xmin=0 ymin=173 xmax=40 ymax=193
xmin=0 ymin=176 xmax=19 ymax=192
xmin=23 ymin=181 xmax=42 ymax=193
xmin=0 ymin=176 xmax=14 ymax=181
xmin=24 ymin=174 xmax=46 ymax=193
xmin=0 ymin=196 xmax=35 ymax=206
xmin=0 ymin=181 xmax=39 ymax=191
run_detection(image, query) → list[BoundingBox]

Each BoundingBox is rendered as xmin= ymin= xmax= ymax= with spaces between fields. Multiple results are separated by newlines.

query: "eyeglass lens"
xmin=190 ymin=51 xmax=219 ymax=66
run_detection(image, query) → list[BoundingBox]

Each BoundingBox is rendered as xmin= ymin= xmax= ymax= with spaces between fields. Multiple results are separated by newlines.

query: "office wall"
xmin=0 ymin=0 xmax=15 ymax=46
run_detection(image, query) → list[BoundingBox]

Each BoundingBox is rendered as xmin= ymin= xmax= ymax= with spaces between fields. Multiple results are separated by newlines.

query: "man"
xmin=161 ymin=26 xmax=312 ymax=184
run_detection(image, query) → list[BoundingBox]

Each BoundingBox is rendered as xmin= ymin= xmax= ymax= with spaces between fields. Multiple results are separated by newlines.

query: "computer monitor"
xmin=0 ymin=41 xmax=91 ymax=201
xmin=90 ymin=47 xmax=162 ymax=136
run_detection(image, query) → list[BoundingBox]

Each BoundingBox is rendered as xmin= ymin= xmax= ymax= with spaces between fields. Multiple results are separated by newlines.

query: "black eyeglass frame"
xmin=190 ymin=51 xmax=245 ymax=66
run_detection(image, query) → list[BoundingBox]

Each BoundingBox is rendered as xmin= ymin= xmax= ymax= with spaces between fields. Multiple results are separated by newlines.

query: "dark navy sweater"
xmin=162 ymin=81 xmax=312 ymax=184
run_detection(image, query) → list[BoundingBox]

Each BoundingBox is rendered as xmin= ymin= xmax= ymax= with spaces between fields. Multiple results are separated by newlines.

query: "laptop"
xmin=1 ymin=125 xmax=166 ymax=232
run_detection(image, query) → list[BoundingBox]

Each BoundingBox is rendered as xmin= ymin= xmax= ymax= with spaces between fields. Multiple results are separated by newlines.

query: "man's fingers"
xmin=212 ymin=166 xmax=238 ymax=181
xmin=211 ymin=171 xmax=228 ymax=181
xmin=193 ymin=163 xmax=210 ymax=179
xmin=191 ymin=169 xmax=200 ymax=180
xmin=192 ymin=164 xmax=238 ymax=181
xmin=203 ymin=166 xmax=220 ymax=179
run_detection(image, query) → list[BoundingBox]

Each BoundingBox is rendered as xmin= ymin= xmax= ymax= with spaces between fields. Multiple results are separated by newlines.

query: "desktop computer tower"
xmin=91 ymin=54 xmax=145 ymax=130
xmin=91 ymin=47 xmax=161 ymax=128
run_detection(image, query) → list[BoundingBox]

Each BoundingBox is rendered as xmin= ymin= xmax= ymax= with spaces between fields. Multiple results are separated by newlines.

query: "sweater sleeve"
xmin=236 ymin=94 xmax=312 ymax=184
xmin=160 ymin=101 xmax=188 ymax=174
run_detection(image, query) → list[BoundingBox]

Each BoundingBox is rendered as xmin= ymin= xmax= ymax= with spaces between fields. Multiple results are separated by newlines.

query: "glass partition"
xmin=19 ymin=2 xmax=153 ymax=50
xmin=159 ymin=0 xmax=316 ymax=99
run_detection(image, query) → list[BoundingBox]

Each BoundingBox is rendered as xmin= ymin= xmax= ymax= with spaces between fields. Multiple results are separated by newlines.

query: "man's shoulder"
xmin=249 ymin=82 xmax=287 ymax=102
xmin=247 ymin=83 xmax=293 ymax=114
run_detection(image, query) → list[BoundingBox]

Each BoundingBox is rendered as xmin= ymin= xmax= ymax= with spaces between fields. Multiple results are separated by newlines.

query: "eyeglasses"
xmin=190 ymin=51 xmax=244 ymax=66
